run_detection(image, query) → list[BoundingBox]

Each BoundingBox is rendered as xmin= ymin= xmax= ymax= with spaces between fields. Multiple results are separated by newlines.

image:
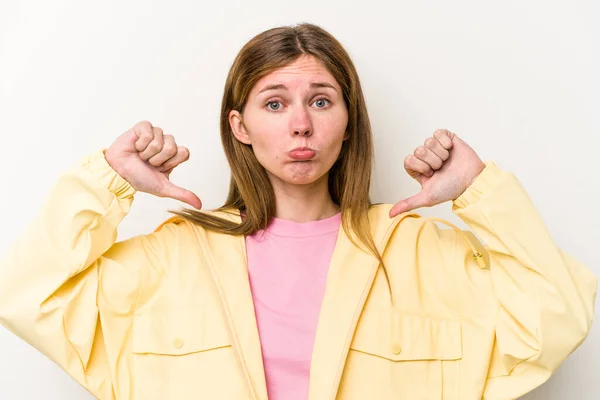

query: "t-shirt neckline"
xmin=264 ymin=212 xmax=342 ymax=237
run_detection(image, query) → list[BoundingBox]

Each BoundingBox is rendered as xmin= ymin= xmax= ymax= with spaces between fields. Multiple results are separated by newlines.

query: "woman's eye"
xmin=266 ymin=101 xmax=282 ymax=111
xmin=313 ymin=98 xmax=330 ymax=108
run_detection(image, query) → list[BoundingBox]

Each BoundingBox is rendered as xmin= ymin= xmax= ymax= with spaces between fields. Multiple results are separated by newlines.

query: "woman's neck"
xmin=274 ymin=200 xmax=341 ymax=223
xmin=272 ymin=184 xmax=340 ymax=223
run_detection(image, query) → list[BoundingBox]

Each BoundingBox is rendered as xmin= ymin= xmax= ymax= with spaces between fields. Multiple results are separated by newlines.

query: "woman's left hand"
xmin=389 ymin=129 xmax=486 ymax=218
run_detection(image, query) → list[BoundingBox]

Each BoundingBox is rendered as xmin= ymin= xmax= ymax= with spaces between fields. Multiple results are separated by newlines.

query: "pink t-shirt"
xmin=245 ymin=212 xmax=342 ymax=400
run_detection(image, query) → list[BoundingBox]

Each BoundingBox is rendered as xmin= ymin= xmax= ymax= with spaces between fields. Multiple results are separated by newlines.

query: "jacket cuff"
xmin=87 ymin=149 xmax=137 ymax=199
xmin=452 ymin=161 xmax=505 ymax=210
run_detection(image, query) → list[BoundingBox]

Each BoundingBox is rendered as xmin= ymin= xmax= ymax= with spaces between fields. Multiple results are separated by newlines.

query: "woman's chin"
xmin=267 ymin=161 xmax=329 ymax=186
xmin=286 ymin=170 xmax=328 ymax=186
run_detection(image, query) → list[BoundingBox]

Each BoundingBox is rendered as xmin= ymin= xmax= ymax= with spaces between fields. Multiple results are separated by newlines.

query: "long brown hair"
xmin=171 ymin=23 xmax=385 ymax=267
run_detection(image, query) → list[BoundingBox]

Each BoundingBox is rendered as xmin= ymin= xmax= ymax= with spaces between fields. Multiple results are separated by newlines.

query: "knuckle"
xmin=136 ymin=120 xmax=153 ymax=131
xmin=425 ymin=137 xmax=436 ymax=147
xmin=179 ymin=146 xmax=190 ymax=159
xmin=148 ymin=141 xmax=162 ymax=152
xmin=162 ymin=134 xmax=176 ymax=147
xmin=139 ymin=131 xmax=153 ymax=141
xmin=164 ymin=143 xmax=178 ymax=156
xmin=414 ymin=146 xmax=427 ymax=157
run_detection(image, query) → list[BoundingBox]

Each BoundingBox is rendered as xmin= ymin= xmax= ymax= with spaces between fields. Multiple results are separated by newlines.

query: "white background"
xmin=0 ymin=0 xmax=598 ymax=398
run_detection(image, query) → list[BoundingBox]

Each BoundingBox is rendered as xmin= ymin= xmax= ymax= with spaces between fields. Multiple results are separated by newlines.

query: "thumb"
xmin=389 ymin=192 xmax=427 ymax=218
xmin=160 ymin=181 xmax=203 ymax=210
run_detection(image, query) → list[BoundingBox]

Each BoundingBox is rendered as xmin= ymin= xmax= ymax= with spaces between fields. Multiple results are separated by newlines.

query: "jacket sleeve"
xmin=0 ymin=150 xmax=171 ymax=400
xmin=451 ymin=161 xmax=598 ymax=399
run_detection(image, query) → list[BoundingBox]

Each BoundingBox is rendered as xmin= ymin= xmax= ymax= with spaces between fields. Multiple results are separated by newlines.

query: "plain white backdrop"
xmin=1 ymin=0 xmax=598 ymax=398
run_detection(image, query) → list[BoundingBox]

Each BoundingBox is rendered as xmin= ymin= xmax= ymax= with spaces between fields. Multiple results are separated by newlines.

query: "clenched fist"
xmin=104 ymin=121 xmax=202 ymax=209
xmin=389 ymin=129 xmax=486 ymax=218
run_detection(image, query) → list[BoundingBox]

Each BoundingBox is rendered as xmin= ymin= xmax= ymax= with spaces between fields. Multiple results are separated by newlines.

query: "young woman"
xmin=0 ymin=23 xmax=596 ymax=400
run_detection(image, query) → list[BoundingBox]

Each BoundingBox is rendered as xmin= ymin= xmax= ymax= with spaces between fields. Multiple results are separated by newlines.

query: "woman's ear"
xmin=229 ymin=110 xmax=252 ymax=145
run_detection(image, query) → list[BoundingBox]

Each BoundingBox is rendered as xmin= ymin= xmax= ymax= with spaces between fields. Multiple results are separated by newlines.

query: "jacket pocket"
xmin=340 ymin=312 xmax=462 ymax=399
xmin=130 ymin=305 xmax=243 ymax=399
xmin=132 ymin=305 xmax=232 ymax=355
xmin=351 ymin=312 xmax=462 ymax=361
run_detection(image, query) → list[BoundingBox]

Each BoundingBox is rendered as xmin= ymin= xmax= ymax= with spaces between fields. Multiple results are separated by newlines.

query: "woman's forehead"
xmin=252 ymin=55 xmax=340 ymax=93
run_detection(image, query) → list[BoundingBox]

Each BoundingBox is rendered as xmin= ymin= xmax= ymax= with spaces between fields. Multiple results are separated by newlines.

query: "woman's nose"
xmin=294 ymin=128 xmax=311 ymax=136
xmin=290 ymin=107 xmax=312 ymax=136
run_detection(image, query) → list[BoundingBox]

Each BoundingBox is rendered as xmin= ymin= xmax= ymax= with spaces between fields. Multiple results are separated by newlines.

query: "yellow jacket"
xmin=0 ymin=149 xmax=596 ymax=400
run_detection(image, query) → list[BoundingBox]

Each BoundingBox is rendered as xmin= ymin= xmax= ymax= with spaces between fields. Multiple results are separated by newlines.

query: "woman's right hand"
xmin=104 ymin=120 xmax=202 ymax=209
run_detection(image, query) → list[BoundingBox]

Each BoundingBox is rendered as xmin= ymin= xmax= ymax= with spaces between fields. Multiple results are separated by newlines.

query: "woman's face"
xmin=229 ymin=55 xmax=349 ymax=188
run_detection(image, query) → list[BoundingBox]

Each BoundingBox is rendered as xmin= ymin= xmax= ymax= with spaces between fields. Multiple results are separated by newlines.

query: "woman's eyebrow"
xmin=258 ymin=84 xmax=287 ymax=94
xmin=257 ymin=82 xmax=338 ymax=94
xmin=310 ymin=82 xmax=338 ymax=91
